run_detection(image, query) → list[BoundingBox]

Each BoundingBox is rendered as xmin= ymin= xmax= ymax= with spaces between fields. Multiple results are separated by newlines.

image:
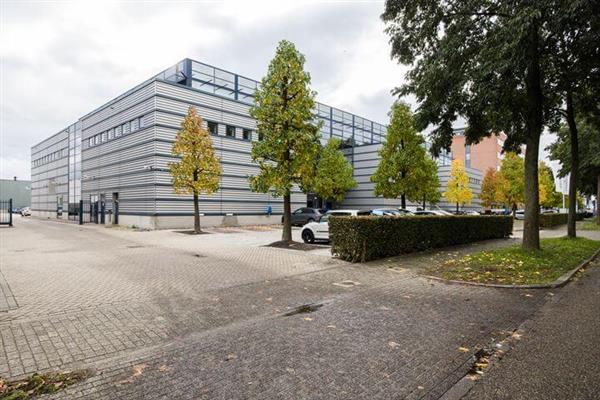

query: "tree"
xmin=548 ymin=116 xmax=600 ymax=224
xmin=413 ymin=156 xmax=441 ymax=209
xmin=538 ymin=161 xmax=559 ymax=209
xmin=381 ymin=1 xmax=579 ymax=250
xmin=444 ymin=159 xmax=472 ymax=213
xmin=544 ymin=2 xmax=600 ymax=237
xmin=371 ymin=101 xmax=433 ymax=209
xmin=249 ymin=40 xmax=321 ymax=242
xmin=169 ymin=106 xmax=222 ymax=234
xmin=312 ymin=138 xmax=357 ymax=205
xmin=480 ymin=168 xmax=499 ymax=209
xmin=496 ymin=153 xmax=524 ymax=215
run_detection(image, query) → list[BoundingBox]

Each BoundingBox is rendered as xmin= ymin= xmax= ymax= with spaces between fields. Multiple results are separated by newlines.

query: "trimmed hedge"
xmin=539 ymin=212 xmax=586 ymax=228
xmin=330 ymin=215 xmax=513 ymax=263
xmin=539 ymin=213 xmax=568 ymax=228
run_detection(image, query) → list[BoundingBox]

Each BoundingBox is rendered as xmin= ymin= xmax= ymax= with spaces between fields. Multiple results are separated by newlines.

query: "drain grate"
xmin=284 ymin=303 xmax=324 ymax=316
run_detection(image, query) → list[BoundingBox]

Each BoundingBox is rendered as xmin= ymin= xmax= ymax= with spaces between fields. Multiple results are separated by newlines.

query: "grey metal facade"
xmin=30 ymin=58 xmax=388 ymax=228
xmin=340 ymin=143 xmax=482 ymax=211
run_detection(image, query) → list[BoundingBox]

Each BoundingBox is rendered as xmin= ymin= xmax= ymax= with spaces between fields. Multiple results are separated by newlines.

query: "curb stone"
xmin=422 ymin=247 xmax=600 ymax=289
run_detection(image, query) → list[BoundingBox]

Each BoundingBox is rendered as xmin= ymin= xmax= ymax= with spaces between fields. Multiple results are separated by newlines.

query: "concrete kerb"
xmin=422 ymin=247 xmax=600 ymax=289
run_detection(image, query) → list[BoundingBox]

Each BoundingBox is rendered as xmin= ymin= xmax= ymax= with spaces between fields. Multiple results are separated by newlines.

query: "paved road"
xmin=0 ymin=217 xmax=590 ymax=399
xmin=465 ymin=259 xmax=600 ymax=400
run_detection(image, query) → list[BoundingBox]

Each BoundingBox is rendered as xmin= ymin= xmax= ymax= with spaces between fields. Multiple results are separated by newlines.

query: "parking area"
xmin=0 ymin=218 xmax=553 ymax=399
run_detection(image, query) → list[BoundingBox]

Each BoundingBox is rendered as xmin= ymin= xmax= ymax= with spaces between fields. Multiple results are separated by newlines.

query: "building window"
xmin=131 ymin=118 xmax=139 ymax=131
xmin=108 ymin=128 xmax=114 ymax=139
xmin=226 ymin=125 xmax=235 ymax=137
xmin=102 ymin=132 xmax=108 ymax=142
xmin=207 ymin=121 xmax=218 ymax=135
xmin=138 ymin=116 xmax=145 ymax=128
xmin=123 ymin=121 xmax=130 ymax=135
xmin=94 ymin=135 xmax=100 ymax=145
xmin=243 ymin=129 xmax=251 ymax=140
xmin=115 ymin=125 xmax=122 ymax=137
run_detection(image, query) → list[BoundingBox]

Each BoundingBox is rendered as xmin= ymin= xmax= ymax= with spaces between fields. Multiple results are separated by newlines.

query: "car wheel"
xmin=302 ymin=229 xmax=315 ymax=244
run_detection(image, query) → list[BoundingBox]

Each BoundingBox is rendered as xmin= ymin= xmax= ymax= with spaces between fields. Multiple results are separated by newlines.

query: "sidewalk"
xmin=464 ymin=259 xmax=600 ymax=399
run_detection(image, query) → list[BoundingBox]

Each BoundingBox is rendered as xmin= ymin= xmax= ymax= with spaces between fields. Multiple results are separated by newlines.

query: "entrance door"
xmin=99 ymin=194 xmax=106 ymax=224
xmin=112 ymin=192 xmax=119 ymax=225
xmin=90 ymin=195 xmax=99 ymax=224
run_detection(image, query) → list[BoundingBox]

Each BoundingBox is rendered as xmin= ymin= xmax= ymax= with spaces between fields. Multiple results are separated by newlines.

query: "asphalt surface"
xmin=465 ymin=259 xmax=600 ymax=400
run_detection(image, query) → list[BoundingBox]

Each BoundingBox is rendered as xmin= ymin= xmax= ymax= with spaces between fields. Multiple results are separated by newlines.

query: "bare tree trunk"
xmin=597 ymin=175 xmax=600 ymax=225
xmin=401 ymin=194 xmax=406 ymax=209
xmin=522 ymin=21 xmax=542 ymax=251
xmin=456 ymin=202 xmax=459 ymax=214
xmin=422 ymin=196 xmax=426 ymax=210
xmin=193 ymin=191 xmax=201 ymax=234
xmin=282 ymin=192 xmax=292 ymax=242
xmin=565 ymin=91 xmax=579 ymax=238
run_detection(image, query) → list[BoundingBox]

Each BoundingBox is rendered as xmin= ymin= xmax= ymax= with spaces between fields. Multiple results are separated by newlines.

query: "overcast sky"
xmin=0 ymin=0 xmax=558 ymax=182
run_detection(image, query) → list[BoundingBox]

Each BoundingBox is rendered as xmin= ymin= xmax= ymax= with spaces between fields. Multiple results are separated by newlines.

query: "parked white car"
xmin=301 ymin=209 xmax=370 ymax=243
xmin=20 ymin=207 xmax=31 ymax=216
xmin=413 ymin=210 xmax=452 ymax=216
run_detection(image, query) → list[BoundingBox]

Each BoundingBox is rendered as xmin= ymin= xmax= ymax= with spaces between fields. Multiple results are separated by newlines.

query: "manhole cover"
xmin=333 ymin=280 xmax=360 ymax=288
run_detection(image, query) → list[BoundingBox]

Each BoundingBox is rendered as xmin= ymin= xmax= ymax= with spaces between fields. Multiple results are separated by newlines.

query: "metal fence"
xmin=0 ymin=199 xmax=13 ymax=227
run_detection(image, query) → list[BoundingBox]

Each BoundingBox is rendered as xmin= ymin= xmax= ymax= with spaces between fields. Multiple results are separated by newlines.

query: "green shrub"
xmin=330 ymin=215 xmax=513 ymax=262
xmin=539 ymin=213 xmax=568 ymax=228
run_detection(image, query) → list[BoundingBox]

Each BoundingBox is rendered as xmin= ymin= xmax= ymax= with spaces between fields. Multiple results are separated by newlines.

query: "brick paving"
xmin=0 ymin=217 xmax=561 ymax=398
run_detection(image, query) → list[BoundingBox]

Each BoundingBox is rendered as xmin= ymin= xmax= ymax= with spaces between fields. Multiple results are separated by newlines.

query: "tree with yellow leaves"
xmin=169 ymin=106 xmax=222 ymax=233
xmin=444 ymin=159 xmax=473 ymax=213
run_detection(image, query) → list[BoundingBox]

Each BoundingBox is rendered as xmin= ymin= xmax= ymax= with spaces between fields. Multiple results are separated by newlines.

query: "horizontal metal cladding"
xmin=83 ymin=141 xmax=155 ymax=172
xmin=81 ymin=171 xmax=156 ymax=192
xmin=82 ymin=98 xmax=155 ymax=138
xmin=31 ymin=161 xmax=69 ymax=179
xmin=152 ymin=198 xmax=305 ymax=215
xmin=154 ymin=96 xmax=256 ymax=130
xmin=31 ymin=129 xmax=69 ymax=155
xmin=155 ymin=80 xmax=252 ymax=120
xmin=81 ymin=81 xmax=156 ymax=130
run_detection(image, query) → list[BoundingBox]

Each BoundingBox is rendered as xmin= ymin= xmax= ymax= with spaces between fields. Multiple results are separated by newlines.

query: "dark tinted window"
xmin=226 ymin=125 xmax=236 ymax=137
xmin=207 ymin=121 xmax=218 ymax=135
xmin=243 ymin=129 xmax=251 ymax=140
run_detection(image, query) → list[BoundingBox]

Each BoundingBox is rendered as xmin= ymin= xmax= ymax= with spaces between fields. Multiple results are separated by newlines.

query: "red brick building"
xmin=451 ymin=129 xmax=507 ymax=173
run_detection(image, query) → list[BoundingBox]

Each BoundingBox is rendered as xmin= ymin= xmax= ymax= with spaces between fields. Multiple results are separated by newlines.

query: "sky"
xmin=0 ymin=0 xmax=558 ymax=182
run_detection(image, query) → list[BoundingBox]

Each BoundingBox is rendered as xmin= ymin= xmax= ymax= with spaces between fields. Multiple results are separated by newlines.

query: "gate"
xmin=0 ymin=199 xmax=13 ymax=227
xmin=78 ymin=199 xmax=100 ymax=225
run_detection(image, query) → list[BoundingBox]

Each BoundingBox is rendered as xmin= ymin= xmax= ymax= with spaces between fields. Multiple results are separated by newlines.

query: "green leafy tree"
xmin=480 ymin=168 xmax=499 ymax=209
xmin=548 ymin=116 xmax=600 ymax=224
xmin=538 ymin=161 xmax=560 ymax=209
xmin=414 ymin=156 xmax=441 ymax=209
xmin=381 ymin=1 xmax=593 ymax=249
xmin=312 ymin=138 xmax=357 ymax=205
xmin=249 ymin=40 xmax=321 ymax=242
xmin=371 ymin=101 xmax=433 ymax=209
xmin=496 ymin=153 xmax=525 ymax=215
xmin=444 ymin=159 xmax=472 ymax=213
xmin=169 ymin=106 xmax=222 ymax=233
xmin=544 ymin=3 xmax=600 ymax=236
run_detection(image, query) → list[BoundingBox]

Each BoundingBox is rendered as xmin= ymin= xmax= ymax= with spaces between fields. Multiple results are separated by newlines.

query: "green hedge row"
xmin=539 ymin=213 xmax=568 ymax=228
xmin=539 ymin=212 xmax=585 ymax=228
xmin=330 ymin=215 xmax=513 ymax=263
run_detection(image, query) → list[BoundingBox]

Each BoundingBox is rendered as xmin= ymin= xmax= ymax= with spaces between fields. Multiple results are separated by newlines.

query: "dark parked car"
xmin=282 ymin=207 xmax=324 ymax=226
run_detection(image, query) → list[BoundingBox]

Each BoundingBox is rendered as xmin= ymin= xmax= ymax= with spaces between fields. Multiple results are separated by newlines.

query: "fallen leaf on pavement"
xmin=458 ymin=347 xmax=470 ymax=352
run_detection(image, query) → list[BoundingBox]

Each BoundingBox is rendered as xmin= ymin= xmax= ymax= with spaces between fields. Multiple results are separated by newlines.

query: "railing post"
xmin=79 ymin=200 xmax=83 ymax=225
xmin=9 ymin=199 xmax=13 ymax=227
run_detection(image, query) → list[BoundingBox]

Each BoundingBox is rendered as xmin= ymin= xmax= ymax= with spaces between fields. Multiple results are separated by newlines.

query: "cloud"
xmin=0 ymin=0 xmax=560 ymax=181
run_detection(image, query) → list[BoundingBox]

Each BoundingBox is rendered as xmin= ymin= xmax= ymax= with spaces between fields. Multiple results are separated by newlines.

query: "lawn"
xmin=427 ymin=237 xmax=600 ymax=285
xmin=580 ymin=220 xmax=600 ymax=231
